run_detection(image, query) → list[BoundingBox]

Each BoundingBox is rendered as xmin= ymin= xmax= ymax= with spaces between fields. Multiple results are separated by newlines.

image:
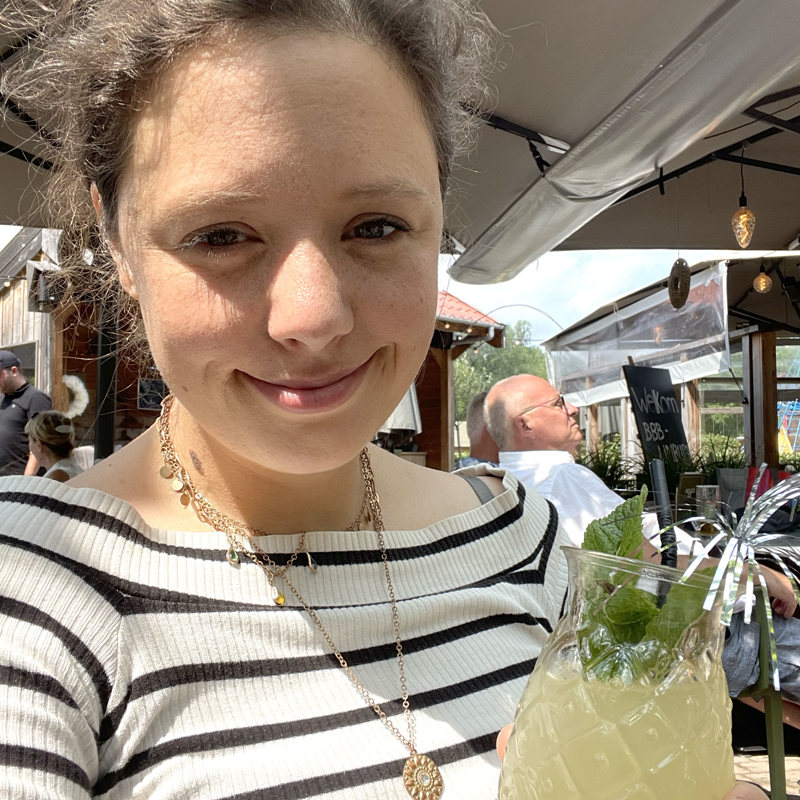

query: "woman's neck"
xmin=70 ymin=401 xmax=375 ymax=535
xmin=36 ymin=446 xmax=59 ymax=471
xmin=162 ymin=402 xmax=369 ymax=535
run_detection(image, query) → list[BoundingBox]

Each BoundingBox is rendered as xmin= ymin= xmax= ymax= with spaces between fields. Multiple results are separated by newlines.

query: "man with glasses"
xmin=487 ymin=375 xmax=800 ymax=710
xmin=485 ymin=374 xmax=689 ymax=552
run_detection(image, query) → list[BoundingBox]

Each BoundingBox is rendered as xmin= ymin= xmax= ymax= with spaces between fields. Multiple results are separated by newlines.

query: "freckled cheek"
xmin=368 ymin=272 xmax=436 ymax=357
xmin=135 ymin=270 xmax=251 ymax=355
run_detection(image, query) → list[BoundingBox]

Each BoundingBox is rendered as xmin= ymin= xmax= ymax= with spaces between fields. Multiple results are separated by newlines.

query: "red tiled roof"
xmin=436 ymin=290 xmax=501 ymax=327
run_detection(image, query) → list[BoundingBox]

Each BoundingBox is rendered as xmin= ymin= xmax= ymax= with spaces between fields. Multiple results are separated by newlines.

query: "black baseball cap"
xmin=0 ymin=351 xmax=21 ymax=369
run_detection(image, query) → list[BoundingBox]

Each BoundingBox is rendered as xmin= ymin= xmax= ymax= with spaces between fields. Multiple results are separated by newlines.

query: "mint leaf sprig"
xmin=578 ymin=485 xmax=711 ymax=683
xmin=584 ymin=485 xmax=649 ymax=558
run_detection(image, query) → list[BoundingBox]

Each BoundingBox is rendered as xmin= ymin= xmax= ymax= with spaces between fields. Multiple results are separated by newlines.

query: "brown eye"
xmin=181 ymin=226 xmax=249 ymax=251
xmin=346 ymin=217 xmax=410 ymax=241
xmin=203 ymin=228 xmax=246 ymax=247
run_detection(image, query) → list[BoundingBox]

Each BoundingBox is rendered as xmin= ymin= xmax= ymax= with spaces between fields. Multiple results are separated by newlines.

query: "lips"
xmin=242 ymin=356 xmax=373 ymax=413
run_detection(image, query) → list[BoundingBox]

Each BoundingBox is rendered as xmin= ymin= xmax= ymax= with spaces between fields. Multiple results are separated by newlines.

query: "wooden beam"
xmin=50 ymin=307 xmax=68 ymax=411
xmin=743 ymin=331 xmax=778 ymax=467
xmin=587 ymin=404 xmax=599 ymax=451
xmin=413 ymin=348 xmax=453 ymax=471
xmin=683 ymin=380 xmax=701 ymax=454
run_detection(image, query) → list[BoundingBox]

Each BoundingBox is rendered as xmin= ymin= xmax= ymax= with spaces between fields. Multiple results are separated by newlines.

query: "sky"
xmin=0 ymin=224 xmax=750 ymax=347
xmin=0 ymin=226 xmax=17 ymax=252
xmin=438 ymin=248 xmax=757 ymax=346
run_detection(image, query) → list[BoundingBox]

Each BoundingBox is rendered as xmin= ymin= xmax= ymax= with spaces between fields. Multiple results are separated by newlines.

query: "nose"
xmin=566 ymin=400 xmax=579 ymax=417
xmin=266 ymin=240 xmax=355 ymax=350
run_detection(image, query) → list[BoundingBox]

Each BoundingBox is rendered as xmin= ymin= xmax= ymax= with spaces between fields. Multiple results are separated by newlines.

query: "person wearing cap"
xmin=0 ymin=350 xmax=52 ymax=475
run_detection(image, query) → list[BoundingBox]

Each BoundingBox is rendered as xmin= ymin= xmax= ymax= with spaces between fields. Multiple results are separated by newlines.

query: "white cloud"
xmin=0 ymin=225 xmax=21 ymax=253
xmin=439 ymin=248 xmax=757 ymax=344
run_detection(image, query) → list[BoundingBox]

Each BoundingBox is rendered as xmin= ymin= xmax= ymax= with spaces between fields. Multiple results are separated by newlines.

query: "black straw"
xmin=649 ymin=458 xmax=677 ymax=568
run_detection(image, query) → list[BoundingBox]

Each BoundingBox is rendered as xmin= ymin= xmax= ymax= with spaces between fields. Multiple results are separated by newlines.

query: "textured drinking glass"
xmin=499 ymin=547 xmax=734 ymax=800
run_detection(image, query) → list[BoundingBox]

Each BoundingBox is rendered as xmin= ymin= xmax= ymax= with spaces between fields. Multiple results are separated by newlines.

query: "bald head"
xmin=485 ymin=374 xmax=582 ymax=455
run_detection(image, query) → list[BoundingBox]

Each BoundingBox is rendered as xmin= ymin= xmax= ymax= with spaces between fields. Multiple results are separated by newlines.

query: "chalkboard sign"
xmin=623 ymin=365 xmax=691 ymax=462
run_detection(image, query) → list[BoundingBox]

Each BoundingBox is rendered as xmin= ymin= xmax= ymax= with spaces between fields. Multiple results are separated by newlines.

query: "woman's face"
xmin=112 ymin=30 xmax=443 ymax=473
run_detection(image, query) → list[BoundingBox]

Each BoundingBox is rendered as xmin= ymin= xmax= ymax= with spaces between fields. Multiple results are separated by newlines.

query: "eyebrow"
xmin=127 ymin=188 xmax=264 ymax=227
xmin=340 ymin=181 xmax=431 ymax=201
xmin=132 ymin=180 xmax=432 ymax=227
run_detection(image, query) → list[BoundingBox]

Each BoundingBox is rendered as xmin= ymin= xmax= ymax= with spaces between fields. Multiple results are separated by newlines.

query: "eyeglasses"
xmin=518 ymin=394 xmax=568 ymax=416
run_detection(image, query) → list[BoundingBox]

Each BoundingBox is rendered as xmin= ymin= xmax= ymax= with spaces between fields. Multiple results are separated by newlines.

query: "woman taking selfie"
xmin=0 ymin=1 xmax=766 ymax=798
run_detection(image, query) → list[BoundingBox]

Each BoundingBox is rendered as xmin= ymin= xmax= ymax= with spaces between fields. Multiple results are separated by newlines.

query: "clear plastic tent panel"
xmin=545 ymin=262 xmax=729 ymax=406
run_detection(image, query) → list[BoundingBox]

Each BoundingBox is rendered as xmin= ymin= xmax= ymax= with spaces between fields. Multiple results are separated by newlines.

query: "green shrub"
xmin=576 ymin=435 xmax=638 ymax=493
xmin=696 ymin=434 xmax=747 ymax=484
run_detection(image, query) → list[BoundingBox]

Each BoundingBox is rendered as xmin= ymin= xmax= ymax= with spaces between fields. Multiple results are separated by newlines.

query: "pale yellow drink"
xmin=499 ymin=661 xmax=733 ymax=800
xmin=499 ymin=545 xmax=735 ymax=800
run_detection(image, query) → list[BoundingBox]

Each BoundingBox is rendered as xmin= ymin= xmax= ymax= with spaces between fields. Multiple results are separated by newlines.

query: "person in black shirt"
xmin=0 ymin=350 xmax=52 ymax=475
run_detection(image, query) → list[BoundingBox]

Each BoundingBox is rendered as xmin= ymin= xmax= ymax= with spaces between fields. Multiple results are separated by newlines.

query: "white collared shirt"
xmin=500 ymin=449 xmax=696 ymax=554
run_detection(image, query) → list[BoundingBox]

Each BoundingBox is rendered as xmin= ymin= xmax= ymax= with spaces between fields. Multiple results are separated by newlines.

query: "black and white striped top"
xmin=0 ymin=466 xmax=569 ymax=799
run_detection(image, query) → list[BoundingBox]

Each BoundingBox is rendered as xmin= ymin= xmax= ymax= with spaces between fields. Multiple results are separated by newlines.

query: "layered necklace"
xmin=157 ymin=394 xmax=444 ymax=799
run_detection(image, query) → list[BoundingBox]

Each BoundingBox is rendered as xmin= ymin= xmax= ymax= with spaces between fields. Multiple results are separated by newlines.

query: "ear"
xmin=91 ymin=184 xmax=138 ymax=300
xmin=515 ymin=414 xmax=537 ymax=447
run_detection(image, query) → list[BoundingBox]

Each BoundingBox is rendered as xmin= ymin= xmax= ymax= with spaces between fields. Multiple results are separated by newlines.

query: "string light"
xmin=732 ymin=147 xmax=755 ymax=248
xmin=752 ymin=263 xmax=772 ymax=293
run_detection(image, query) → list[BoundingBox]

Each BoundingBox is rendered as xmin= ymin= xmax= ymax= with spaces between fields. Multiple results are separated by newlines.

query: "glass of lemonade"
xmin=499 ymin=547 xmax=734 ymax=800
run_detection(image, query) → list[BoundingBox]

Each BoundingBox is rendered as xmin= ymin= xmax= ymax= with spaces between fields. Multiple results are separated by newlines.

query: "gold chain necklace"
xmin=156 ymin=394 xmax=444 ymax=799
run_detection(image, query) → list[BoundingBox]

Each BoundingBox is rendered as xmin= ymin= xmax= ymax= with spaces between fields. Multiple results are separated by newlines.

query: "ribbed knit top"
xmin=0 ymin=466 xmax=569 ymax=799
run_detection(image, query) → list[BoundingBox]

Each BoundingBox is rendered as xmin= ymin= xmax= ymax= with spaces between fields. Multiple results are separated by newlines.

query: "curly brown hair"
xmin=1 ymin=0 xmax=496 ymax=365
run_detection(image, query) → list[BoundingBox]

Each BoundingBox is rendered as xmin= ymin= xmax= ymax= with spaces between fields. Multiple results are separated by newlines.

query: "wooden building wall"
xmin=411 ymin=348 xmax=453 ymax=472
xmin=58 ymin=306 xmax=160 ymax=453
xmin=0 ymin=279 xmax=54 ymax=394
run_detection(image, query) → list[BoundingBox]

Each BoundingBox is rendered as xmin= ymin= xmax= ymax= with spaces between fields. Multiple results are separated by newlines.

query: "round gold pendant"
xmin=402 ymin=753 xmax=443 ymax=800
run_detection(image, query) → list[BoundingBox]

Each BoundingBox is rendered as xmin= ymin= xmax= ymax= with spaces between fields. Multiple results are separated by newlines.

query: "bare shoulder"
xmin=369 ymin=446 xmax=505 ymax=530
xmin=67 ymin=427 xmax=165 ymax=511
xmin=47 ymin=469 xmax=71 ymax=483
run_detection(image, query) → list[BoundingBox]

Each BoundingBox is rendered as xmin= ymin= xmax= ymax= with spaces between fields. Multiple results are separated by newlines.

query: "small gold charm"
xmin=225 ymin=546 xmax=239 ymax=565
xmin=171 ymin=477 xmax=184 ymax=493
xmin=159 ymin=464 xmax=173 ymax=479
xmin=271 ymin=585 xmax=286 ymax=606
xmin=402 ymin=754 xmax=443 ymax=800
xmin=179 ymin=493 xmax=191 ymax=507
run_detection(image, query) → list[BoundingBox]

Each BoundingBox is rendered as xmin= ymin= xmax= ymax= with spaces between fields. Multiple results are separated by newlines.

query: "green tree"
xmin=454 ymin=320 xmax=548 ymax=420
xmin=453 ymin=359 xmax=484 ymax=420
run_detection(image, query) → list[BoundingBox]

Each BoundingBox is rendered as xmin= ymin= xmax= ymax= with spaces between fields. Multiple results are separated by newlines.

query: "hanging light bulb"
xmin=732 ymin=148 xmax=755 ymax=248
xmin=753 ymin=264 xmax=772 ymax=294
xmin=732 ymin=203 xmax=755 ymax=248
